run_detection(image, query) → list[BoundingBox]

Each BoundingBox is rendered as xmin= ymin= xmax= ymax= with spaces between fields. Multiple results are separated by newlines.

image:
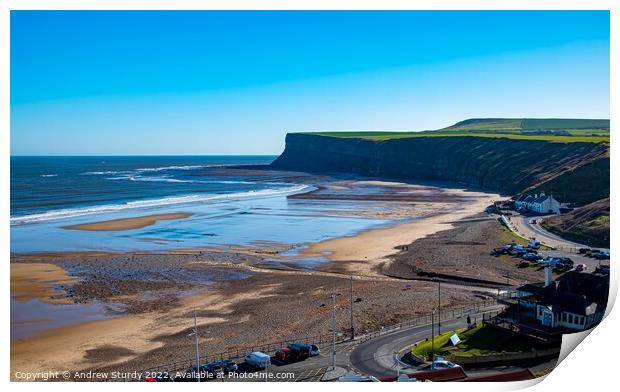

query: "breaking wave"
xmin=10 ymin=184 xmax=314 ymax=225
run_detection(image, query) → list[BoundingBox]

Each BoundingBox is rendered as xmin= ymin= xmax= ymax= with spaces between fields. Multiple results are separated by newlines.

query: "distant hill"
xmin=307 ymin=118 xmax=610 ymax=143
xmin=445 ymin=118 xmax=609 ymax=131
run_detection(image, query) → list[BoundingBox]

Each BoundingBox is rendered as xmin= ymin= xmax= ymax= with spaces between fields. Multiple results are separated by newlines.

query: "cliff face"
xmin=271 ymin=133 xmax=609 ymax=204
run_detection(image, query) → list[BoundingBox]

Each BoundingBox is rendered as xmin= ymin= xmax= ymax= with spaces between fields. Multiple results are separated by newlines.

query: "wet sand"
xmin=63 ymin=212 xmax=192 ymax=231
xmin=11 ymin=263 xmax=77 ymax=304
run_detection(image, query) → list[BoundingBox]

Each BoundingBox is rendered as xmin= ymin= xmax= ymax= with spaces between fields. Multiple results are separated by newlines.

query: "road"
xmin=509 ymin=214 xmax=609 ymax=253
xmin=503 ymin=214 xmax=608 ymax=271
xmin=349 ymin=305 xmax=556 ymax=379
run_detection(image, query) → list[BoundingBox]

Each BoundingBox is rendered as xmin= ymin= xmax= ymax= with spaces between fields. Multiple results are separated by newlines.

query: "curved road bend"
xmin=510 ymin=214 xmax=609 ymax=253
xmin=349 ymin=305 xmax=556 ymax=379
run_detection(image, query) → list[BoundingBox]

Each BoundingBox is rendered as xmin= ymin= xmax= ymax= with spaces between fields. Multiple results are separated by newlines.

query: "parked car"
xmin=522 ymin=253 xmax=542 ymax=262
xmin=556 ymin=257 xmax=574 ymax=269
xmin=595 ymin=265 xmax=610 ymax=275
xmin=578 ymin=248 xmax=592 ymax=254
xmin=213 ymin=359 xmax=238 ymax=373
xmin=154 ymin=373 xmax=172 ymax=382
xmin=593 ymin=252 xmax=610 ymax=260
xmin=287 ymin=342 xmax=311 ymax=361
xmin=181 ymin=365 xmax=219 ymax=381
xmin=202 ymin=364 xmax=223 ymax=378
xmin=528 ymin=239 xmax=540 ymax=249
xmin=430 ymin=360 xmax=461 ymax=370
xmin=245 ymin=351 xmax=271 ymax=369
xmin=309 ymin=344 xmax=320 ymax=356
xmin=275 ymin=347 xmax=294 ymax=362
xmin=575 ymin=264 xmax=587 ymax=272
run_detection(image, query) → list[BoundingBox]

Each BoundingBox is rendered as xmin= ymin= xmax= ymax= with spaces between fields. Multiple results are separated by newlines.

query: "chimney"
xmin=544 ymin=265 xmax=553 ymax=287
xmin=540 ymin=191 xmax=546 ymax=197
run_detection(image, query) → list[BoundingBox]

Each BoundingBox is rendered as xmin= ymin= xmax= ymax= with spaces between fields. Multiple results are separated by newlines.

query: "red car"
xmin=275 ymin=347 xmax=294 ymax=362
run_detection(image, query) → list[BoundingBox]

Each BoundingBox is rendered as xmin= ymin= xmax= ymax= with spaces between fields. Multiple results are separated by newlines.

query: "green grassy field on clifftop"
xmin=307 ymin=118 xmax=610 ymax=144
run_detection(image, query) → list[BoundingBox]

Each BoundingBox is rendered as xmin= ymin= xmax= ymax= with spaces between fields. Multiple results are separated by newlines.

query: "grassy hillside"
xmin=541 ymin=198 xmax=609 ymax=247
xmin=523 ymin=157 xmax=609 ymax=206
xmin=307 ymin=118 xmax=609 ymax=144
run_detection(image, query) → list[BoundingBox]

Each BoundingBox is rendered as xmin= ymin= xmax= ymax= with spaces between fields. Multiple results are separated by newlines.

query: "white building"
xmin=514 ymin=192 xmax=561 ymax=214
xmin=516 ymin=271 xmax=608 ymax=332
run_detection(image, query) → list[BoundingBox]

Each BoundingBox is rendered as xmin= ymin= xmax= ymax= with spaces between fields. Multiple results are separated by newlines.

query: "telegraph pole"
xmin=331 ymin=289 xmax=337 ymax=370
xmin=438 ymin=281 xmax=442 ymax=335
xmin=350 ymin=276 xmax=355 ymax=340
xmin=194 ymin=309 xmax=201 ymax=382
xmin=431 ymin=309 xmax=435 ymax=370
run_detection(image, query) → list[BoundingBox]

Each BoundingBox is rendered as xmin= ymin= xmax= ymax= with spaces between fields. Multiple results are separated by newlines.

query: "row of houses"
xmin=514 ymin=192 xmax=561 ymax=214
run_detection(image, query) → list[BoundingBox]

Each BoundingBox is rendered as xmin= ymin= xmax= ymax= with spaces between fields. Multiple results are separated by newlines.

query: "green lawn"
xmin=498 ymin=225 xmax=529 ymax=246
xmin=412 ymin=324 xmax=546 ymax=360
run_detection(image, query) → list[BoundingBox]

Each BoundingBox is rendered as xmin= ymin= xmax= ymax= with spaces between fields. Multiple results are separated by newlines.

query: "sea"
xmin=10 ymin=156 xmax=397 ymax=253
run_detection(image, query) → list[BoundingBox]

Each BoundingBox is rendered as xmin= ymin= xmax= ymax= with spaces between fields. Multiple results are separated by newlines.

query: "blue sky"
xmin=11 ymin=11 xmax=610 ymax=155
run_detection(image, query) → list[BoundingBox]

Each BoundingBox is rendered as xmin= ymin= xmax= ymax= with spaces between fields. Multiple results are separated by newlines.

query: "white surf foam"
xmin=10 ymin=184 xmax=314 ymax=225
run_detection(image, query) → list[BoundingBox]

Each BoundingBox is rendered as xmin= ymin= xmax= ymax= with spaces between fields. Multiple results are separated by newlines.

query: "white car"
xmin=430 ymin=360 xmax=461 ymax=370
xmin=245 ymin=351 xmax=271 ymax=370
xmin=309 ymin=344 xmax=320 ymax=356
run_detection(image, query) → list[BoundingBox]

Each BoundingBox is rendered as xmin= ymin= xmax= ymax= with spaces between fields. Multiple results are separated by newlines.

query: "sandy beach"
xmin=11 ymin=263 xmax=78 ymax=304
xmin=63 ymin=212 xmax=192 ymax=231
xmin=302 ymin=184 xmax=499 ymax=275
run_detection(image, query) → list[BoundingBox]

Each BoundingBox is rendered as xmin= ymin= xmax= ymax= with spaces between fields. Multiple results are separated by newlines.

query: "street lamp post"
xmin=431 ymin=308 xmax=436 ymax=370
xmin=350 ymin=276 xmax=355 ymax=340
xmin=331 ymin=289 xmax=337 ymax=370
xmin=192 ymin=309 xmax=201 ymax=382
xmin=438 ymin=281 xmax=442 ymax=335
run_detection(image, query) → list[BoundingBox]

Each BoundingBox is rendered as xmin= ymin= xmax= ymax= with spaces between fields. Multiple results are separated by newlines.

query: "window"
xmin=568 ymin=314 xmax=573 ymax=323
